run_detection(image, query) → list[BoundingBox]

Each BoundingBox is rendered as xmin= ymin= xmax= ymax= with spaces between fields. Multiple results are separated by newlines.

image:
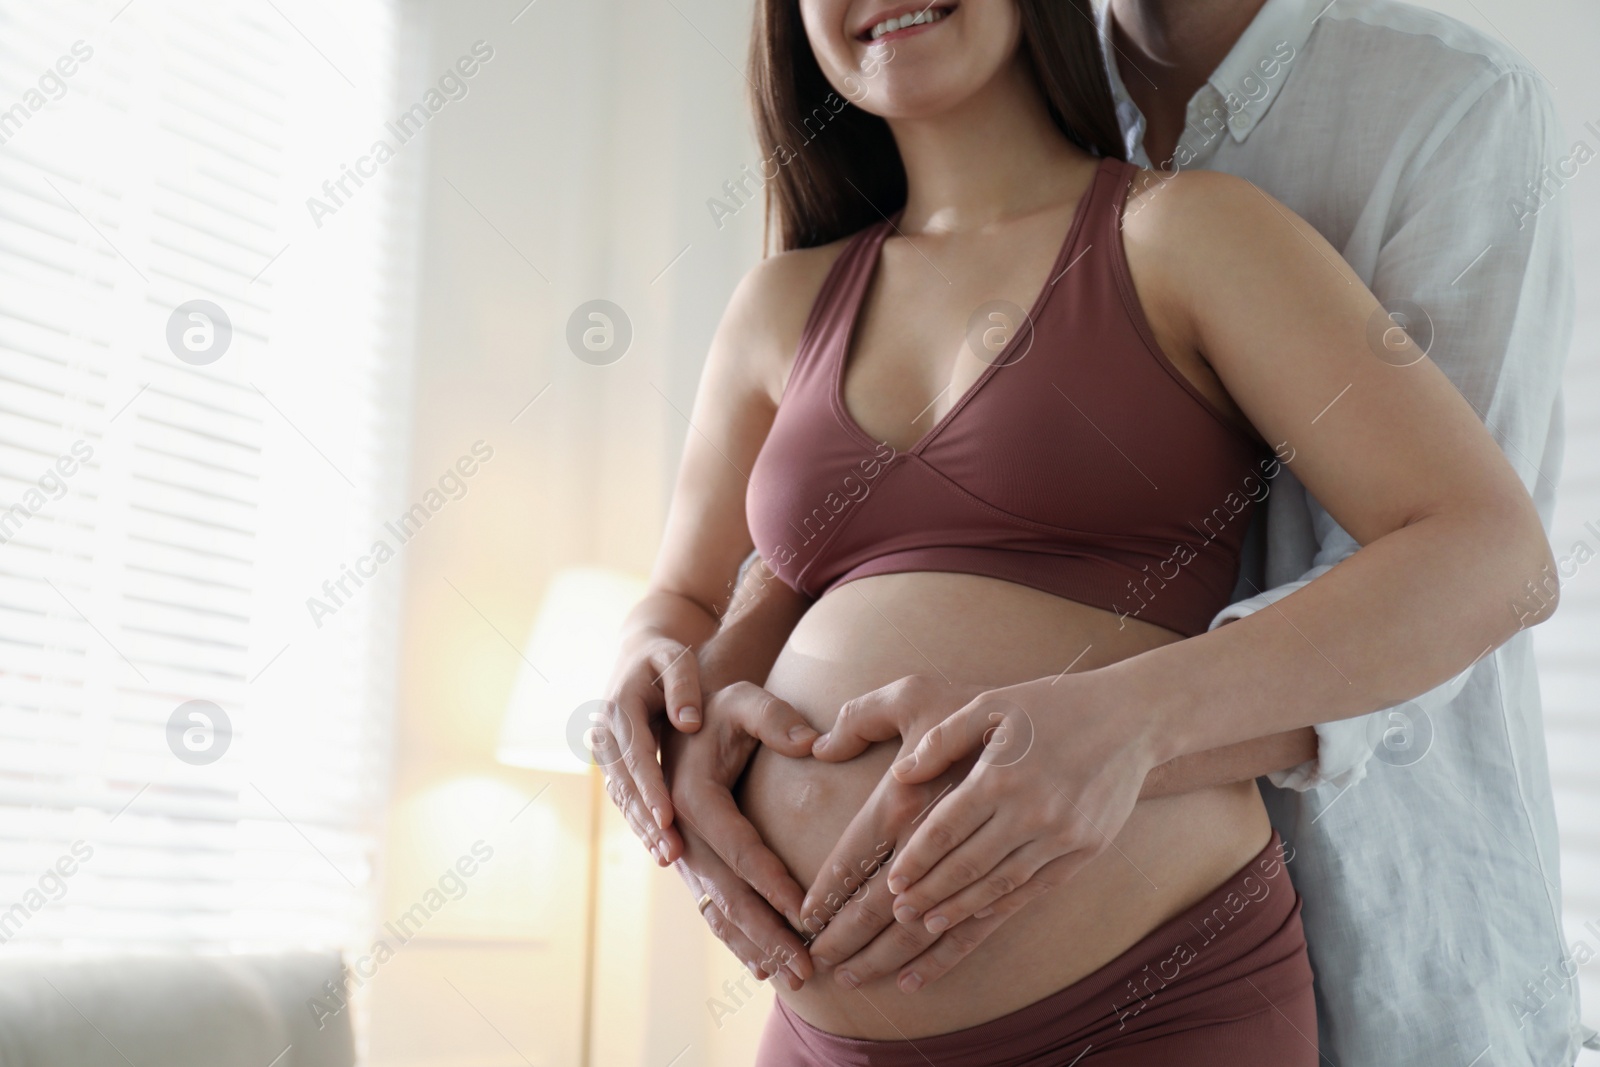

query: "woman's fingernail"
xmin=900 ymin=971 xmax=923 ymax=993
xmin=893 ymin=755 xmax=916 ymax=775
xmin=887 ymin=875 xmax=908 ymax=895
xmin=837 ymin=969 xmax=859 ymax=988
xmin=813 ymin=955 xmax=833 ymax=969
xmin=679 ymin=705 xmax=701 ymax=725
xmin=652 ymin=806 xmax=668 ymax=828
xmin=974 ymin=907 xmax=995 ymax=919
xmin=893 ymin=904 xmax=918 ymax=924
xmin=747 ymin=961 xmax=765 ymax=979
xmin=924 ymin=914 xmax=949 ymax=934
xmin=789 ymin=723 xmax=817 ymax=742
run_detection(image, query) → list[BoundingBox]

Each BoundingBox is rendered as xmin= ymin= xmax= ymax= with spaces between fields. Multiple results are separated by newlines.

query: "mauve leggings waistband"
xmin=758 ymin=830 xmax=1313 ymax=1067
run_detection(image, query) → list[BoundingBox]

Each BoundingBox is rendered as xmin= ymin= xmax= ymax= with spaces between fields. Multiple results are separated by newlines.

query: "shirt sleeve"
xmin=1214 ymin=69 xmax=1575 ymax=793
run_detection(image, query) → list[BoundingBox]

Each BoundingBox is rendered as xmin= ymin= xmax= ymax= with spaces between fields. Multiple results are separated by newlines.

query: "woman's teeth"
xmin=867 ymin=6 xmax=948 ymax=41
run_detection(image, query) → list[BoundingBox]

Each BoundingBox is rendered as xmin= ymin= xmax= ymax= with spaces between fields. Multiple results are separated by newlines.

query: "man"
xmin=1094 ymin=2 xmax=1582 ymax=1064
xmin=602 ymin=0 xmax=1590 ymax=1062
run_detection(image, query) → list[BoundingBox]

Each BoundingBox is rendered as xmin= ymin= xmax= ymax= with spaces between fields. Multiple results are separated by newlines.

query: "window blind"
xmin=0 ymin=0 xmax=412 ymax=954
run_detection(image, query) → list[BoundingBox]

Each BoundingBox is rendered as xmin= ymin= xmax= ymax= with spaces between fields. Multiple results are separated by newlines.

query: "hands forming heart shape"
xmin=603 ymin=670 xmax=992 ymax=994
xmin=598 ymin=651 xmax=1161 ymax=996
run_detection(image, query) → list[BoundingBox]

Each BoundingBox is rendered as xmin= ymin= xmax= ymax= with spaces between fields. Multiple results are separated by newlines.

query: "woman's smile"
xmin=857 ymin=2 xmax=959 ymax=44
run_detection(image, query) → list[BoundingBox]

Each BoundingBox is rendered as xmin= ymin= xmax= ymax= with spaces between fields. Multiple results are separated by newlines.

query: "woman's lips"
xmin=857 ymin=3 xmax=956 ymax=45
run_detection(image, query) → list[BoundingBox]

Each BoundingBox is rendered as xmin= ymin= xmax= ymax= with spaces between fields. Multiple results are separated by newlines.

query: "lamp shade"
xmin=496 ymin=566 xmax=648 ymax=774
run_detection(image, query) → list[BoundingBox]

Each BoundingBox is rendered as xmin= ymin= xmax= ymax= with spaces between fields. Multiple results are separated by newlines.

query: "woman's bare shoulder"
xmin=718 ymin=233 xmax=860 ymax=401
xmin=1119 ymin=166 xmax=1331 ymax=273
xmin=1117 ymin=166 xmax=1354 ymax=341
xmin=1120 ymin=166 xmax=1272 ymax=242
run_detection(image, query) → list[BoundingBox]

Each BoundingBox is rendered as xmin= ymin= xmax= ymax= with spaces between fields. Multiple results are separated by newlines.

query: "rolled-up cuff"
xmin=1267 ymin=715 xmax=1375 ymax=791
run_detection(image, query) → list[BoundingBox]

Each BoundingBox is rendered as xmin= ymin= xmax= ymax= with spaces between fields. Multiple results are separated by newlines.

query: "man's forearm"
xmin=1140 ymin=727 xmax=1318 ymax=799
xmin=696 ymin=555 xmax=810 ymax=692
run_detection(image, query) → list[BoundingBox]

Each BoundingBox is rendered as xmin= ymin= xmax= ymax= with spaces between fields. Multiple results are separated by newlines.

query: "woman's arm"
xmin=1118 ymin=170 xmax=1556 ymax=754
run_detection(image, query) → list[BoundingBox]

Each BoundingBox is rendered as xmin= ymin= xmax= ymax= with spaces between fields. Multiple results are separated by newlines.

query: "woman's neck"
xmin=886 ymin=57 xmax=1092 ymax=235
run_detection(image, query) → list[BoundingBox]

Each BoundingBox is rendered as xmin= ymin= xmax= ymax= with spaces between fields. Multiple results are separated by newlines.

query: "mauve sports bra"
xmin=746 ymin=157 xmax=1275 ymax=638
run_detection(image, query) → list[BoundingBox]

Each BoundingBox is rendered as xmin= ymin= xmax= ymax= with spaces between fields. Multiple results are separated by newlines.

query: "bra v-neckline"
xmin=830 ymin=155 xmax=1113 ymax=457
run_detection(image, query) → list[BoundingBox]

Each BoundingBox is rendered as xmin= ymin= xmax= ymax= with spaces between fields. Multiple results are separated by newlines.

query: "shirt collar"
xmin=1097 ymin=0 xmax=1323 ymax=168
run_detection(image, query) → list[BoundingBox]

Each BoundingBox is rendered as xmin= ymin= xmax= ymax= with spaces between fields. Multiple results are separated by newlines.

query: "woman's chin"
xmin=850 ymin=80 xmax=988 ymax=122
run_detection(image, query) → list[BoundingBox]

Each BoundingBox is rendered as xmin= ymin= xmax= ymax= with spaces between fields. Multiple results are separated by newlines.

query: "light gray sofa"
xmin=0 ymin=952 xmax=354 ymax=1067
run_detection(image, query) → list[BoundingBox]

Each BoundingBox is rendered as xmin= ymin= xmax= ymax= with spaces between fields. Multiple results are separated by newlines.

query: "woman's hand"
xmin=597 ymin=628 xmax=706 ymax=857
xmin=599 ymin=563 xmax=822 ymax=985
xmin=877 ymin=670 xmax=1163 ymax=939
xmin=806 ymin=670 xmax=1165 ymax=991
xmin=598 ymin=626 xmax=819 ymax=988
xmin=798 ymin=676 xmax=987 ymax=981
xmin=662 ymin=682 xmax=820 ymax=988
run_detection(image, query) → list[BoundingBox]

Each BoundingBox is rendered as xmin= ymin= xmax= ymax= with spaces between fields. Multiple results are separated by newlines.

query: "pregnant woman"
xmin=602 ymin=0 xmax=1555 ymax=1063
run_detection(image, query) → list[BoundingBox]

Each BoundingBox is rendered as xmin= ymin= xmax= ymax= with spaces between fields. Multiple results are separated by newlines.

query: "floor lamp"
xmin=497 ymin=566 xmax=646 ymax=1067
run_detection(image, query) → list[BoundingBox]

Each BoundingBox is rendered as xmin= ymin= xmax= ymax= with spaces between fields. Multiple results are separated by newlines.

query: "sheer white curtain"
xmin=0 ymin=0 xmax=417 ymax=954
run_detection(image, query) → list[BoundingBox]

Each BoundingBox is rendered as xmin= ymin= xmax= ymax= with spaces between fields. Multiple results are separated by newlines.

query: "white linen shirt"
xmin=1098 ymin=0 xmax=1590 ymax=1064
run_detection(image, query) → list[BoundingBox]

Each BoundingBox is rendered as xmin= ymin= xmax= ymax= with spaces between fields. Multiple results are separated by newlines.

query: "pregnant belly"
xmin=737 ymin=571 xmax=1271 ymax=1039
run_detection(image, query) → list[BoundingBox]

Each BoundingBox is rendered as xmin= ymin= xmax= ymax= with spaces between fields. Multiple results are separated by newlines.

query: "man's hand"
xmin=663 ymin=682 xmax=819 ymax=988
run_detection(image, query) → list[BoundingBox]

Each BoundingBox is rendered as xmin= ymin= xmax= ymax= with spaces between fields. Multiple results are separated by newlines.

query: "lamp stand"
xmin=578 ymin=762 xmax=603 ymax=1067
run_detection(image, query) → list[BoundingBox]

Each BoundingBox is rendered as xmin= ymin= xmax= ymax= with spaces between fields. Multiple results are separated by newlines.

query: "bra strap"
xmin=793 ymin=219 xmax=892 ymax=379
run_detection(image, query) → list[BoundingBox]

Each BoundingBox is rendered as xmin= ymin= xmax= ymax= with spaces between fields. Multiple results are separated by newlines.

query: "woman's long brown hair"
xmin=748 ymin=1 xmax=1126 ymax=253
